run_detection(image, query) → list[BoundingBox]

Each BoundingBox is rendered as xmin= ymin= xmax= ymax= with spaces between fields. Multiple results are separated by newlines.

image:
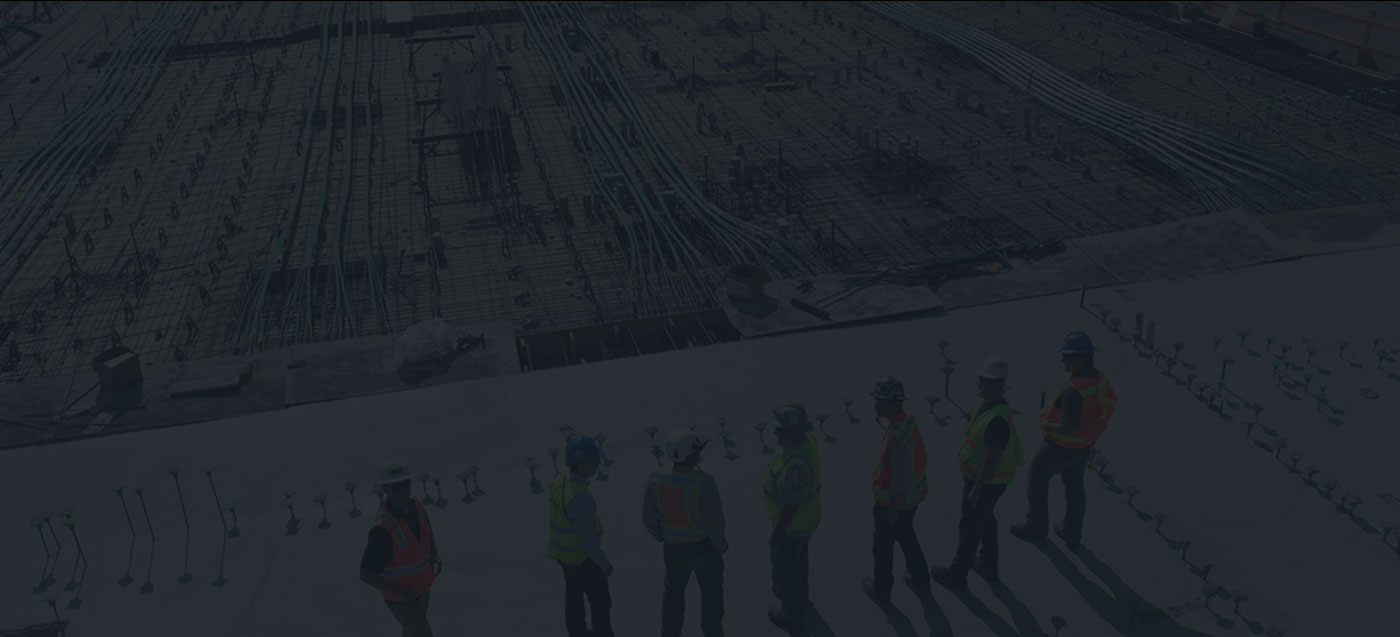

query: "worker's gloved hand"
xmin=431 ymin=556 xmax=443 ymax=576
xmin=602 ymin=563 xmax=615 ymax=578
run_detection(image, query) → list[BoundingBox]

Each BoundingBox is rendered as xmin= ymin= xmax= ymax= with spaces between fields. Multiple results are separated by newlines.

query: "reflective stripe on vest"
xmin=958 ymin=400 xmax=1026 ymax=484
xmin=651 ymin=470 xmax=708 ymax=543
xmin=871 ymin=412 xmax=928 ymax=506
xmin=546 ymin=475 xmax=603 ymax=564
xmin=1042 ymin=372 xmax=1118 ymax=449
xmin=372 ymin=497 xmax=435 ymax=602
xmin=763 ymin=434 xmax=822 ymax=533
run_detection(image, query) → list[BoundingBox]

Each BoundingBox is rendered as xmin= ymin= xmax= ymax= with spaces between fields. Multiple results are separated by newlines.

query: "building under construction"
xmin=2 ymin=1 xmax=1398 ymax=443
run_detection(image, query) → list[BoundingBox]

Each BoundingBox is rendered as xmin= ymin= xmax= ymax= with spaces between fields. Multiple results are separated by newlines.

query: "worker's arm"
xmin=421 ymin=506 xmax=441 ymax=563
xmin=1055 ymin=390 xmax=1083 ymax=434
xmin=774 ymin=504 xmax=800 ymax=536
xmin=700 ymin=475 xmax=729 ymax=552
xmin=771 ymin=464 xmax=808 ymax=538
xmin=641 ymin=479 xmax=664 ymax=543
xmin=359 ymin=567 xmax=414 ymax=598
xmin=566 ymin=491 xmax=612 ymax=572
xmin=887 ymin=437 xmax=913 ymax=509
xmin=971 ymin=417 xmax=1010 ymax=501
xmin=974 ymin=448 xmax=1004 ymax=493
xmin=359 ymin=528 xmax=414 ymax=598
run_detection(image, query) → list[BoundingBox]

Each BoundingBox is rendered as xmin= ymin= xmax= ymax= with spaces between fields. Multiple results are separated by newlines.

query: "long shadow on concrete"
xmin=1038 ymin=542 xmax=1215 ymax=636
xmin=988 ymin=580 xmax=1048 ymax=636
xmin=870 ymin=600 xmax=919 ymax=637
xmin=917 ymin=594 xmax=955 ymax=637
xmin=941 ymin=585 xmax=1020 ymax=637
xmin=803 ymin=604 xmax=836 ymax=637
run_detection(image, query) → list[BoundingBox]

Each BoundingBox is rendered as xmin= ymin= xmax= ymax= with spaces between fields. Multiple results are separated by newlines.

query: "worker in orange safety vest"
xmin=643 ymin=428 xmax=728 ymax=637
xmin=1011 ymin=331 xmax=1118 ymax=549
xmin=861 ymin=376 xmax=933 ymax=606
xmin=359 ymin=458 xmax=442 ymax=637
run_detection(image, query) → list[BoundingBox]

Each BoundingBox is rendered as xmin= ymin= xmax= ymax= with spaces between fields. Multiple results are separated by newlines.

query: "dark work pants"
xmin=951 ymin=478 xmax=1008 ymax=574
xmin=385 ymin=591 xmax=433 ymax=637
xmin=1024 ymin=440 xmax=1093 ymax=539
xmin=558 ymin=558 xmax=613 ymax=637
xmin=769 ymin=534 xmax=810 ymax=627
xmin=661 ymin=541 xmax=725 ymax=637
xmin=871 ymin=502 xmax=930 ymax=597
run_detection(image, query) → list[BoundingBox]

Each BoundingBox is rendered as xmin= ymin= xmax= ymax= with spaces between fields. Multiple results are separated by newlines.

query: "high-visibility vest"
xmin=958 ymin=400 xmax=1025 ymax=484
xmin=871 ymin=412 xmax=928 ymax=506
xmin=547 ymin=475 xmax=603 ymax=565
xmin=1041 ymin=371 xmax=1118 ymax=449
xmin=371 ymin=497 xmax=436 ymax=602
xmin=763 ymin=434 xmax=821 ymax=534
xmin=649 ymin=469 xmax=710 ymax=544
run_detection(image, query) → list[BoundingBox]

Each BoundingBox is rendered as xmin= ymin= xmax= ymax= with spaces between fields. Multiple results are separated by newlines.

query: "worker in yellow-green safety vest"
xmin=931 ymin=356 xmax=1024 ymax=593
xmin=547 ymin=435 xmax=614 ymax=637
xmin=643 ymin=428 xmax=728 ymax=637
xmin=1012 ymin=330 xmax=1118 ymax=550
xmin=763 ymin=403 xmax=821 ymax=633
xmin=862 ymin=376 xmax=934 ymax=607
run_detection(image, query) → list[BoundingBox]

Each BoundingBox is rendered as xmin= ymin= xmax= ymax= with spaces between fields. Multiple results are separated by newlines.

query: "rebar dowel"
xmin=135 ymin=489 xmax=155 ymax=540
xmin=170 ymin=471 xmax=191 ymax=534
xmin=115 ymin=488 xmax=136 ymax=536
xmin=45 ymin=516 xmax=63 ymax=551
xmin=64 ymin=519 xmax=85 ymax=558
xmin=50 ymin=602 xmax=65 ymax=637
xmin=204 ymin=473 xmax=226 ymax=528
xmin=35 ymin=522 xmax=50 ymax=557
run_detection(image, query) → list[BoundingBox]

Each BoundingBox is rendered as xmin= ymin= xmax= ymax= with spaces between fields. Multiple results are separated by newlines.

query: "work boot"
xmin=929 ymin=566 xmax=968 ymax=593
xmin=1010 ymin=523 xmax=1047 ymax=543
xmin=767 ymin=605 xmax=804 ymax=632
xmin=1054 ymin=522 xmax=1081 ymax=549
xmin=862 ymin=576 xmax=892 ymax=607
xmin=903 ymin=571 xmax=934 ymax=600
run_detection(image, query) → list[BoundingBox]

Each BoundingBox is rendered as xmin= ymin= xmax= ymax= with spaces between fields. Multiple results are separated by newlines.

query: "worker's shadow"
xmin=939 ymin=585 xmax=1022 ymax=637
xmin=987 ymin=581 xmax=1047 ymax=636
xmin=799 ymin=604 xmax=837 ymax=637
xmin=1038 ymin=543 xmax=1215 ymax=636
xmin=873 ymin=603 xmax=918 ymax=637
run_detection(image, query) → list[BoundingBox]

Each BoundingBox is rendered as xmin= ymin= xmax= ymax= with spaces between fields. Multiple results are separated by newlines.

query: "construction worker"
xmin=548 ymin=435 xmax=615 ymax=637
xmin=930 ymin=357 xmax=1024 ymax=592
xmin=764 ymin=403 xmax=822 ymax=633
xmin=1011 ymin=331 xmax=1118 ymax=549
xmin=643 ymin=428 xmax=729 ymax=637
xmin=359 ymin=458 xmax=442 ymax=637
xmin=862 ymin=377 xmax=933 ymax=606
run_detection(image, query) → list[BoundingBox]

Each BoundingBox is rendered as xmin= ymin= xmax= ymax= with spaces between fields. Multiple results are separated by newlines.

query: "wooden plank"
xmin=168 ymin=375 xmax=245 ymax=398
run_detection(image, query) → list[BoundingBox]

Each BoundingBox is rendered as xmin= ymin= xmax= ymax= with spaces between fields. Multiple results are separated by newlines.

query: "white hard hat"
xmin=664 ymin=429 xmax=705 ymax=463
xmin=379 ymin=458 xmax=412 ymax=486
xmin=976 ymin=356 xmax=1009 ymax=380
xmin=773 ymin=403 xmax=814 ymax=432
